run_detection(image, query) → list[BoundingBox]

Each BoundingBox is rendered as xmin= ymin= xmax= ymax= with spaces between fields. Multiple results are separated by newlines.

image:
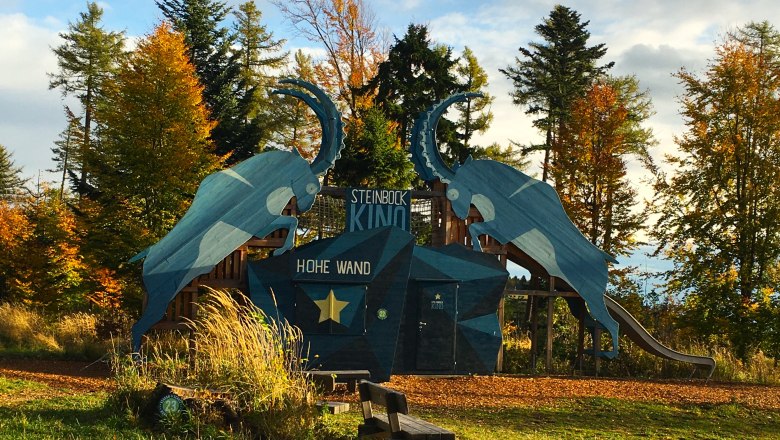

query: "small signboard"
xmin=346 ymin=188 xmax=411 ymax=232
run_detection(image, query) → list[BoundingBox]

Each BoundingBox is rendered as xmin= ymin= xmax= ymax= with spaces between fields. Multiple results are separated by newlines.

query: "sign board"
xmin=346 ymin=188 xmax=411 ymax=232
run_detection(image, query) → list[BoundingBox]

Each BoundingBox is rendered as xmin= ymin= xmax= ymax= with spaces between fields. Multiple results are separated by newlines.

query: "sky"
xmin=1 ymin=0 xmax=779 ymax=275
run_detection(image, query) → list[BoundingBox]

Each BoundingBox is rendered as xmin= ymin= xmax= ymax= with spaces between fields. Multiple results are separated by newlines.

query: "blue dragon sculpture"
xmin=410 ymin=93 xmax=620 ymax=357
xmin=129 ymin=79 xmax=343 ymax=351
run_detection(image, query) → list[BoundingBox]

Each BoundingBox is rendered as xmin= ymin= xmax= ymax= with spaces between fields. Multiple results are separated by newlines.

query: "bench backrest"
xmin=358 ymin=380 xmax=409 ymax=432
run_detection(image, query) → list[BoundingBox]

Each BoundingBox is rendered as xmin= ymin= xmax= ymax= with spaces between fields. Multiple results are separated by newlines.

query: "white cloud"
xmin=0 ymin=13 xmax=67 ymax=180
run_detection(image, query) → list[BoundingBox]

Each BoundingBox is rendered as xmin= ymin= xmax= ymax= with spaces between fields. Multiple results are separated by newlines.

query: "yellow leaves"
xmin=88 ymin=267 xmax=124 ymax=310
xmin=0 ymin=201 xmax=32 ymax=252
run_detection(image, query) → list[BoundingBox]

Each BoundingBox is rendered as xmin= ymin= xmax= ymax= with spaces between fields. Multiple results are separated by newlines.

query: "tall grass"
xmin=501 ymin=320 xmax=780 ymax=384
xmin=0 ymin=302 xmax=106 ymax=358
xmin=0 ymin=302 xmax=59 ymax=351
xmin=113 ymin=288 xmax=322 ymax=439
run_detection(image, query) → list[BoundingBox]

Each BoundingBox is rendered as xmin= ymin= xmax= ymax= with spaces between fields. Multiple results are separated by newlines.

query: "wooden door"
xmin=415 ymin=281 xmax=458 ymax=371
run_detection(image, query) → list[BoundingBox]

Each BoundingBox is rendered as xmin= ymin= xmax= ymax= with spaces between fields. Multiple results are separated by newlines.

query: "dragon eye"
xmin=306 ymin=183 xmax=318 ymax=195
xmin=446 ymin=188 xmax=459 ymax=200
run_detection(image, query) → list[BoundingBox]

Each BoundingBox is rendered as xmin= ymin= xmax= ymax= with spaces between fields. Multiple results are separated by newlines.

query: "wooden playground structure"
xmin=147 ymin=181 xmax=599 ymax=373
xmin=137 ymin=82 xmax=714 ymax=378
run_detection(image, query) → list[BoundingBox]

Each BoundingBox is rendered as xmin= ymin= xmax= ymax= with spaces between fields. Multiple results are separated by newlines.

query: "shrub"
xmin=113 ymin=288 xmax=322 ymax=439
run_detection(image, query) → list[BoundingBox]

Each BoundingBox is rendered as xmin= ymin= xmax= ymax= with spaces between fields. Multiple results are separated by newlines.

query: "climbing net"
xmin=297 ymin=193 xmax=435 ymax=245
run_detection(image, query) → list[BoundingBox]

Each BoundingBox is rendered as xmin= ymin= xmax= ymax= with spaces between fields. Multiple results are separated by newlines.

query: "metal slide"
xmin=603 ymin=295 xmax=716 ymax=378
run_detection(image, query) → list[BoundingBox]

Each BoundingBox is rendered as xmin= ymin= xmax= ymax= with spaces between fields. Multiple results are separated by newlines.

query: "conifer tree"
xmin=233 ymin=1 xmax=287 ymax=136
xmin=0 ymin=144 xmax=27 ymax=200
xmin=157 ymin=0 xmax=259 ymax=162
xmin=49 ymin=106 xmax=84 ymax=200
xmin=49 ymin=2 xmax=124 ymax=195
xmin=501 ymin=5 xmax=612 ymax=182
xmin=453 ymin=46 xmax=494 ymax=163
xmin=370 ymin=24 xmax=462 ymax=151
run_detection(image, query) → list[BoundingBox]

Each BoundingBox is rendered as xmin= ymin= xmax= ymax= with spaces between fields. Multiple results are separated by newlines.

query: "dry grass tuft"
xmin=0 ymin=303 xmax=60 ymax=351
xmin=114 ymin=288 xmax=320 ymax=439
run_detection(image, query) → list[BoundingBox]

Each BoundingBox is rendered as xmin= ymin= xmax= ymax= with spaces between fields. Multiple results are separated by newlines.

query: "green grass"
xmin=0 ymin=384 xmax=778 ymax=439
xmin=415 ymin=398 xmax=780 ymax=439
xmin=0 ymin=377 xmax=47 ymax=395
xmin=0 ymin=393 xmax=152 ymax=439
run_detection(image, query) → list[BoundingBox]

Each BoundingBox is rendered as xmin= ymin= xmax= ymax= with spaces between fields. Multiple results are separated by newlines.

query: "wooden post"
xmin=576 ymin=313 xmax=585 ymax=372
xmin=529 ymin=295 xmax=538 ymax=372
xmin=496 ymin=295 xmax=505 ymax=372
xmin=545 ymin=296 xmax=554 ymax=372
xmin=593 ymin=327 xmax=601 ymax=377
xmin=545 ymin=277 xmax=555 ymax=372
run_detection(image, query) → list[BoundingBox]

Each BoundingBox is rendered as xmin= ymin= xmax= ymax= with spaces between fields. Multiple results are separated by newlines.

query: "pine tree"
xmin=157 ymin=0 xmax=258 ymax=162
xmin=333 ymin=107 xmax=414 ymax=188
xmin=370 ymin=24 xmax=463 ymax=151
xmin=0 ymin=144 xmax=27 ymax=200
xmin=49 ymin=106 xmax=84 ymax=200
xmin=500 ymin=5 xmax=612 ymax=182
xmin=48 ymin=2 xmax=124 ymax=196
xmin=233 ymin=1 xmax=288 ymax=151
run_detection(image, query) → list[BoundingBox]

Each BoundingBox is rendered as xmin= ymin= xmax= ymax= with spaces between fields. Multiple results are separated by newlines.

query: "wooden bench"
xmin=306 ymin=370 xmax=371 ymax=393
xmin=357 ymin=380 xmax=455 ymax=439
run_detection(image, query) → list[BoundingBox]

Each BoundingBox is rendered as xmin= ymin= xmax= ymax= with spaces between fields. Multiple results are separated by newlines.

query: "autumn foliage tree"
xmin=0 ymin=200 xmax=33 ymax=301
xmin=89 ymin=23 xmax=220 ymax=268
xmin=273 ymin=50 xmax=323 ymax=161
xmin=653 ymin=22 xmax=780 ymax=358
xmin=272 ymin=0 xmax=384 ymax=117
xmin=555 ymin=76 xmax=655 ymax=258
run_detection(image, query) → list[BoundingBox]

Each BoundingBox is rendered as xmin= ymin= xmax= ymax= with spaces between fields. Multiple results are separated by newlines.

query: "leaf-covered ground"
xmin=329 ymin=374 xmax=780 ymax=411
xmin=3 ymin=359 xmax=780 ymax=411
xmin=0 ymin=360 xmax=112 ymax=405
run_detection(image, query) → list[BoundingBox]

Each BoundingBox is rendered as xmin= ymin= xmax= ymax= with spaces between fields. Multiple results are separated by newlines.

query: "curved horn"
xmin=273 ymin=79 xmax=343 ymax=177
xmin=410 ymin=92 xmax=483 ymax=183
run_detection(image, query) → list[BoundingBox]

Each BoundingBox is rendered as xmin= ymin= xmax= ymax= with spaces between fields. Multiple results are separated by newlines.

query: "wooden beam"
xmin=504 ymin=289 xmax=579 ymax=299
xmin=545 ymin=277 xmax=555 ymax=372
xmin=594 ymin=327 xmax=602 ymax=377
xmin=529 ymin=295 xmax=538 ymax=372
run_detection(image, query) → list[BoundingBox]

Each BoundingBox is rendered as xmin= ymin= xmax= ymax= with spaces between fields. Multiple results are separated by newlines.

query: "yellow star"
xmin=313 ymin=289 xmax=349 ymax=324
xmin=435 ymin=293 xmax=442 ymax=300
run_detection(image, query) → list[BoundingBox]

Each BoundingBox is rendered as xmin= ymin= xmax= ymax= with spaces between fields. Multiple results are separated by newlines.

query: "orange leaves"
xmin=0 ymin=201 xmax=32 ymax=251
xmin=552 ymin=78 xmax=649 ymax=255
xmin=369 ymin=375 xmax=780 ymax=411
xmin=88 ymin=267 xmax=124 ymax=310
xmin=96 ymin=22 xmax=221 ymax=240
xmin=275 ymin=0 xmax=383 ymax=116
